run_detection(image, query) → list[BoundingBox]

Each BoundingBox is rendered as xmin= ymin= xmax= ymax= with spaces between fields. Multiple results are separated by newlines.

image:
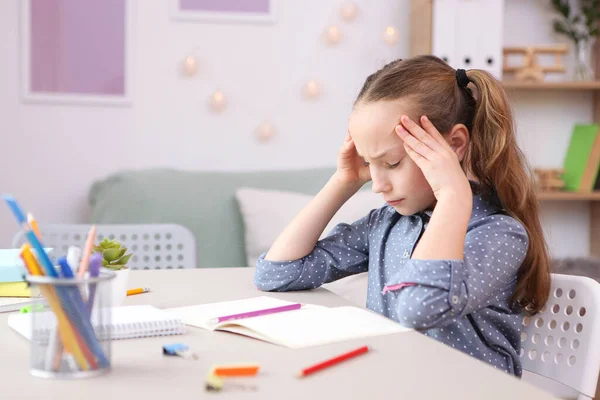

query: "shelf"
xmin=502 ymin=81 xmax=600 ymax=90
xmin=538 ymin=191 xmax=600 ymax=201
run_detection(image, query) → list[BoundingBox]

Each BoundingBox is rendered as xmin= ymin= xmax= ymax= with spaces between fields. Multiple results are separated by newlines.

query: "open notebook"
xmin=8 ymin=305 xmax=184 ymax=340
xmin=166 ymin=296 xmax=410 ymax=349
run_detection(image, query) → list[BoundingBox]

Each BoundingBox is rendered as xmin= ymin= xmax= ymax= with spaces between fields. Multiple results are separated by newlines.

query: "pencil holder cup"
xmin=25 ymin=270 xmax=116 ymax=379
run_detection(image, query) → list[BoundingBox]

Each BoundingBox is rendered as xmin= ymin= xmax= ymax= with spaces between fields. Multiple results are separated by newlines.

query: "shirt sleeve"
xmin=383 ymin=214 xmax=529 ymax=330
xmin=254 ymin=212 xmax=373 ymax=292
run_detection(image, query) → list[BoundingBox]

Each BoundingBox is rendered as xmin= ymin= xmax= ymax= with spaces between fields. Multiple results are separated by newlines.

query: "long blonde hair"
xmin=355 ymin=55 xmax=550 ymax=314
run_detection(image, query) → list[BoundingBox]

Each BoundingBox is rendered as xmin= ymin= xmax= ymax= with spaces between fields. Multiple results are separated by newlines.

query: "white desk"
xmin=0 ymin=268 xmax=557 ymax=399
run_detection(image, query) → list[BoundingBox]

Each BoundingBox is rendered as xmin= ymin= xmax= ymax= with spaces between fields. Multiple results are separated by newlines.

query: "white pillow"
xmin=235 ymin=187 xmax=384 ymax=268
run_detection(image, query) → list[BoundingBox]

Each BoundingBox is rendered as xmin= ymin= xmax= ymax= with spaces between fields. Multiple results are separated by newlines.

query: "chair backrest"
xmin=12 ymin=224 xmax=197 ymax=270
xmin=520 ymin=273 xmax=600 ymax=399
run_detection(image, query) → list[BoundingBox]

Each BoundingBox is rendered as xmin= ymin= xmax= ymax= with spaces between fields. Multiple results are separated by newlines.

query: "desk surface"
xmin=0 ymin=268 xmax=556 ymax=399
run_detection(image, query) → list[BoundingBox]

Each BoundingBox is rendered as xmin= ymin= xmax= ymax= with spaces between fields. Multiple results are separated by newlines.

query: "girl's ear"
xmin=447 ymin=124 xmax=470 ymax=161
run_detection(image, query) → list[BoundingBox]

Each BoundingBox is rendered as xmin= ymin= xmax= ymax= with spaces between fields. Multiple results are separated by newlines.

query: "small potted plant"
xmin=551 ymin=0 xmax=599 ymax=80
xmin=93 ymin=238 xmax=133 ymax=307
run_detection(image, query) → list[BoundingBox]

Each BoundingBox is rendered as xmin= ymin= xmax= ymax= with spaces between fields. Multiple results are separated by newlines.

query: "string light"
xmin=323 ymin=25 xmax=343 ymax=46
xmin=256 ymin=121 xmax=276 ymax=142
xmin=303 ymin=80 xmax=321 ymax=99
xmin=209 ymin=90 xmax=227 ymax=112
xmin=383 ymin=26 xmax=399 ymax=45
xmin=339 ymin=1 xmax=358 ymax=22
xmin=181 ymin=55 xmax=199 ymax=76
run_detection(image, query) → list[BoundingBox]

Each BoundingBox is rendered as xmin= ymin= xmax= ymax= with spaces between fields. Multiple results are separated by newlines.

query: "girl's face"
xmin=349 ymin=100 xmax=436 ymax=215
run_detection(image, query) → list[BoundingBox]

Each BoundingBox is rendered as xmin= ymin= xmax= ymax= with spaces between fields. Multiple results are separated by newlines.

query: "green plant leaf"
xmin=553 ymin=20 xmax=571 ymax=36
xmin=103 ymin=248 xmax=122 ymax=262
xmin=551 ymin=0 xmax=570 ymax=18
xmin=118 ymin=254 xmax=132 ymax=265
xmin=115 ymin=248 xmax=127 ymax=259
xmin=104 ymin=263 xmax=126 ymax=271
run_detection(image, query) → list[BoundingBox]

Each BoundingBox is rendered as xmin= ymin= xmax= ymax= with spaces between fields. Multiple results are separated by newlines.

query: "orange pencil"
xmin=296 ymin=346 xmax=369 ymax=378
xmin=212 ymin=364 xmax=260 ymax=377
xmin=27 ymin=213 xmax=41 ymax=238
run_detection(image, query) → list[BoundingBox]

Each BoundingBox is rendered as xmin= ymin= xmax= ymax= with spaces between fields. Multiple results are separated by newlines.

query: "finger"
xmin=402 ymin=142 xmax=428 ymax=170
xmin=420 ymin=115 xmax=451 ymax=149
xmin=396 ymin=124 xmax=435 ymax=160
xmin=400 ymin=116 xmax=444 ymax=152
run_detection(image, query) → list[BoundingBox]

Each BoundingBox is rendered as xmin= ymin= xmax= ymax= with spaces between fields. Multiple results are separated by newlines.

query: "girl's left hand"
xmin=396 ymin=115 xmax=471 ymax=202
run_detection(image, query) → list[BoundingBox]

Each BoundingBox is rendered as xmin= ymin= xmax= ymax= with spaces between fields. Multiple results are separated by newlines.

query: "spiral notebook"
xmin=7 ymin=305 xmax=184 ymax=341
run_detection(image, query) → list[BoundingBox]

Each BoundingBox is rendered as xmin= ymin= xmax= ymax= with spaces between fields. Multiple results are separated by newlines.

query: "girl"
xmin=254 ymin=55 xmax=551 ymax=377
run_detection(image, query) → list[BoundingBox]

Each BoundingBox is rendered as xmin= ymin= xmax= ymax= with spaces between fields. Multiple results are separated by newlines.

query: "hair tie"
xmin=456 ymin=69 xmax=470 ymax=88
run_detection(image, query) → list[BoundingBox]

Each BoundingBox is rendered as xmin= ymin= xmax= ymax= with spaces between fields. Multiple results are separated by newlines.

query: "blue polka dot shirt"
xmin=254 ymin=186 xmax=528 ymax=376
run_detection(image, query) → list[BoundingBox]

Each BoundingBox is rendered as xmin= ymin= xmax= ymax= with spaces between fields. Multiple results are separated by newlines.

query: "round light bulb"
xmin=209 ymin=91 xmax=227 ymax=112
xmin=182 ymin=55 xmax=198 ymax=76
xmin=323 ymin=25 xmax=343 ymax=46
xmin=383 ymin=26 xmax=399 ymax=45
xmin=303 ymin=80 xmax=321 ymax=99
xmin=340 ymin=1 xmax=358 ymax=22
xmin=256 ymin=121 xmax=276 ymax=142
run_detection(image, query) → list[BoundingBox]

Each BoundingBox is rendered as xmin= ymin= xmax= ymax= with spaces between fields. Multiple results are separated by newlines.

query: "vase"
xmin=573 ymin=39 xmax=595 ymax=81
xmin=109 ymin=268 xmax=130 ymax=307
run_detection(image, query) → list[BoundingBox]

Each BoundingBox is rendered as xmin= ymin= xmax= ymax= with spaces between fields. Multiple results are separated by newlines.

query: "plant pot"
xmin=108 ymin=268 xmax=130 ymax=307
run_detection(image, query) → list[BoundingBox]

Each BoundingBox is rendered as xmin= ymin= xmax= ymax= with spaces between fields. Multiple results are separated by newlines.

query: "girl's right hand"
xmin=334 ymin=133 xmax=371 ymax=187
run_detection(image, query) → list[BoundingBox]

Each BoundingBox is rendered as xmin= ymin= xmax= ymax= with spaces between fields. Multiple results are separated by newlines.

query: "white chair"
xmin=12 ymin=223 xmax=197 ymax=270
xmin=520 ymin=273 xmax=600 ymax=400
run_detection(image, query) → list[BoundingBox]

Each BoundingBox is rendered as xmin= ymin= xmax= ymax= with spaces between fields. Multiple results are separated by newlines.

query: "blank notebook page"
xmin=219 ymin=306 xmax=410 ymax=349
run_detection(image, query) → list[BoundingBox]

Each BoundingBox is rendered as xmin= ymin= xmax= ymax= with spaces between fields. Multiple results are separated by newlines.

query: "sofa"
xmin=88 ymin=167 xmax=383 ymax=305
xmin=88 ymin=167 xmax=600 ymax=306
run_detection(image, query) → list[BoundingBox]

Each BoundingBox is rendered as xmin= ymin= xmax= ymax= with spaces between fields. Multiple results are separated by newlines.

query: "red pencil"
xmin=296 ymin=346 xmax=370 ymax=378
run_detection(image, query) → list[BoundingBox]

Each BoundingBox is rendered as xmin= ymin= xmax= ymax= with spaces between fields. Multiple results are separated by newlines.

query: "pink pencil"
xmin=77 ymin=225 xmax=97 ymax=278
xmin=212 ymin=303 xmax=302 ymax=324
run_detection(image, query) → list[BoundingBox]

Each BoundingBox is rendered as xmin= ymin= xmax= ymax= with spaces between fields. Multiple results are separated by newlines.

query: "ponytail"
xmin=467 ymin=70 xmax=551 ymax=314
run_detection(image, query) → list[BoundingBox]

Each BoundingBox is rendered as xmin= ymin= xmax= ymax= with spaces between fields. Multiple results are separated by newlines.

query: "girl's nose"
xmin=371 ymin=172 xmax=392 ymax=194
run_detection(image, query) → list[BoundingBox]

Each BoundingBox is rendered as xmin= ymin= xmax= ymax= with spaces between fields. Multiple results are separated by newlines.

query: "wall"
xmin=0 ymin=0 xmax=593 ymax=259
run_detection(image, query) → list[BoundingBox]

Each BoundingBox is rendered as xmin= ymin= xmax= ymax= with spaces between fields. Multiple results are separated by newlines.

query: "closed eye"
xmin=387 ymin=161 xmax=401 ymax=169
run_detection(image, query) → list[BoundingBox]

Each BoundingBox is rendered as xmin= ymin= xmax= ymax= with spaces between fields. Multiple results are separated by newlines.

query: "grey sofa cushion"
xmin=88 ymin=167 xmax=338 ymax=269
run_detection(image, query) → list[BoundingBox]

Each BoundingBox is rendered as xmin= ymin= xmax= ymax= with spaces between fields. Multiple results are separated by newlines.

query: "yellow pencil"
xmin=20 ymin=245 xmax=90 ymax=371
xmin=127 ymin=287 xmax=151 ymax=296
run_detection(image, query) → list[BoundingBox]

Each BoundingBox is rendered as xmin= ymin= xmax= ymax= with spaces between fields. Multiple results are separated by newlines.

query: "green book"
xmin=563 ymin=124 xmax=600 ymax=192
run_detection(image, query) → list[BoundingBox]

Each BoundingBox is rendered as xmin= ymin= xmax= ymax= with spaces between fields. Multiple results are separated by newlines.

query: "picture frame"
xmin=19 ymin=0 xmax=134 ymax=106
xmin=170 ymin=0 xmax=276 ymax=24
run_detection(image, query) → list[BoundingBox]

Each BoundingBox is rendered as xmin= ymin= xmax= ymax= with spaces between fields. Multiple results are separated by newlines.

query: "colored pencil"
xmin=212 ymin=364 xmax=260 ymax=377
xmin=27 ymin=212 xmax=41 ymax=238
xmin=127 ymin=287 xmax=151 ymax=296
xmin=296 ymin=346 xmax=370 ymax=378
xmin=78 ymin=225 xmax=97 ymax=278
xmin=212 ymin=303 xmax=302 ymax=324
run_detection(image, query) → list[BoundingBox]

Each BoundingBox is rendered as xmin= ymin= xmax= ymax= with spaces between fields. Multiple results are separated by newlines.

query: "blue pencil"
xmin=57 ymin=257 xmax=109 ymax=368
